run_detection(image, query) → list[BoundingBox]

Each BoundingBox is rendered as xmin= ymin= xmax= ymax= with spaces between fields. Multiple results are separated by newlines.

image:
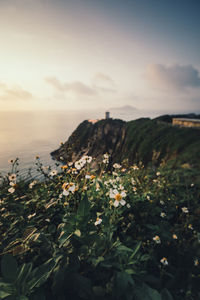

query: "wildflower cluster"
xmin=0 ymin=156 xmax=200 ymax=299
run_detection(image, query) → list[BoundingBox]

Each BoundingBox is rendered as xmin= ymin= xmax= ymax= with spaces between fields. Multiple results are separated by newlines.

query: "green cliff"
xmin=51 ymin=116 xmax=200 ymax=169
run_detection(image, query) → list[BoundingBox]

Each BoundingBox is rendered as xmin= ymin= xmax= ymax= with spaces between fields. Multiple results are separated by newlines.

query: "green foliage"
xmin=0 ymin=157 xmax=200 ymax=299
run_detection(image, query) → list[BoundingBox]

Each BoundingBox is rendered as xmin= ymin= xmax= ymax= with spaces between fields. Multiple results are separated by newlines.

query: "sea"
xmin=0 ymin=108 xmax=190 ymax=178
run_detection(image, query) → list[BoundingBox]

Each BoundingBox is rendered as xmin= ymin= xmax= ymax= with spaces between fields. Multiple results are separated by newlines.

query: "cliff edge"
xmin=51 ymin=116 xmax=200 ymax=168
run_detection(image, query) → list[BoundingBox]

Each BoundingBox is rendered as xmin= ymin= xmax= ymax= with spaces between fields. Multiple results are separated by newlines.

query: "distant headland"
xmin=51 ymin=113 xmax=200 ymax=169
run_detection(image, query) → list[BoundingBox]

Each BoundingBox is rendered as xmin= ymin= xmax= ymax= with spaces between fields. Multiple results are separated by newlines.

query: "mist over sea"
xmin=0 ymin=109 xmax=194 ymax=175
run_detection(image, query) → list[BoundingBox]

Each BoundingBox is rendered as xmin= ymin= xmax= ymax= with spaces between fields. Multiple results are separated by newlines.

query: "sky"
xmin=0 ymin=0 xmax=200 ymax=113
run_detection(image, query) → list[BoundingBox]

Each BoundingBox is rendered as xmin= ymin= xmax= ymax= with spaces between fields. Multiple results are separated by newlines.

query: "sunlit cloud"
xmin=93 ymin=72 xmax=115 ymax=86
xmin=45 ymin=77 xmax=97 ymax=96
xmin=92 ymin=72 xmax=116 ymax=93
xmin=0 ymin=82 xmax=32 ymax=101
xmin=145 ymin=63 xmax=200 ymax=90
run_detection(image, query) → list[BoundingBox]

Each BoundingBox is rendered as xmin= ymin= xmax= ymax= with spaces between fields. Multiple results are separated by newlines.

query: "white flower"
xmin=153 ymin=235 xmax=161 ymax=244
xmin=94 ymin=217 xmax=102 ymax=226
xmin=8 ymin=187 xmax=15 ymax=193
xmin=103 ymin=153 xmax=109 ymax=164
xmin=131 ymin=178 xmax=136 ymax=185
xmin=188 ymin=224 xmax=193 ymax=230
xmin=75 ymin=160 xmax=85 ymax=170
xmin=82 ymin=155 xmax=92 ymax=163
xmin=85 ymin=174 xmax=95 ymax=180
xmin=160 ymin=257 xmax=168 ymax=265
xmin=62 ymin=182 xmax=76 ymax=196
xmin=132 ymin=165 xmax=139 ymax=170
xmin=160 ymin=212 xmax=166 ymax=218
xmin=194 ymin=258 xmax=199 ymax=266
xmin=71 ymin=168 xmax=78 ymax=174
xmin=112 ymin=171 xmax=118 ymax=176
xmin=160 ymin=200 xmax=164 ymax=205
xmin=113 ymin=163 xmax=121 ymax=169
xmin=29 ymin=180 xmax=37 ymax=189
xmin=133 ymin=187 xmax=137 ymax=193
xmin=8 ymin=173 xmax=16 ymax=182
xmin=109 ymin=189 xmax=126 ymax=207
xmin=182 ymin=207 xmax=189 ymax=214
xmin=156 ymin=172 xmax=161 ymax=176
xmin=119 ymin=184 xmax=125 ymax=190
xmin=126 ymin=203 xmax=131 ymax=208
xmin=49 ymin=170 xmax=58 ymax=177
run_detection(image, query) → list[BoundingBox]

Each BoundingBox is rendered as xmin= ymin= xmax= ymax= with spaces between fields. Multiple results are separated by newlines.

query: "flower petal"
xmin=120 ymin=199 xmax=126 ymax=206
xmin=113 ymin=200 xmax=119 ymax=207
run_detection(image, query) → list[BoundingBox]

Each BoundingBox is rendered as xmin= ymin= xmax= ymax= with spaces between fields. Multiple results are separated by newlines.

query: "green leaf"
xmin=0 ymin=281 xmax=14 ymax=298
xmin=130 ymin=241 xmax=142 ymax=259
xmin=161 ymin=289 xmax=174 ymax=300
xmin=58 ymin=231 xmax=73 ymax=247
xmin=27 ymin=259 xmax=56 ymax=291
xmin=30 ymin=287 xmax=46 ymax=300
xmin=197 ymin=232 xmax=200 ymax=243
xmin=116 ymin=244 xmax=134 ymax=253
xmin=16 ymin=263 xmax=32 ymax=294
xmin=72 ymin=274 xmax=92 ymax=298
xmin=77 ymin=193 xmax=90 ymax=218
xmin=92 ymin=256 xmax=104 ymax=267
xmin=113 ymin=271 xmax=134 ymax=298
xmin=125 ymin=268 xmax=137 ymax=275
xmin=1 ymin=254 xmax=18 ymax=282
xmin=17 ymin=296 xmax=29 ymax=300
xmin=92 ymin=286 xmax=105 ymax=297
xmin=133 ymin=284 xmax=162 ymax=300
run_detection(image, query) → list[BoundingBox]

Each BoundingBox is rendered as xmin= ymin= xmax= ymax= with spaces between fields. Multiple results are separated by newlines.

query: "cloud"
xmin=0 ymin=82 xmax=32 ymax=101
xmin=93 ymin=72 xmax=114 ymax=86
xmin=92 ymin=72 xmax=116 ymax=93
xmin=45 ymin=77 xmax=97 ymax=96
xmin=145 ymin=64 xmax=200 ymax=90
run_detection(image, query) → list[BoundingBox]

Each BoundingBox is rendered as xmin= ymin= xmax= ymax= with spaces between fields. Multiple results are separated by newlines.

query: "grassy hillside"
xmin=122 ymin=119 xmax=200 ymax=168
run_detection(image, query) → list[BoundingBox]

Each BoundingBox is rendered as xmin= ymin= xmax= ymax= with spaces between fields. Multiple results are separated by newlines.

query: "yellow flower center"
xmin=115 ymin=193 xmax=122 ymax=201
xmin=61 ymin=165 xmax=68 ymax=169
xmin=62 ymin=183 xmax=67 ymax=190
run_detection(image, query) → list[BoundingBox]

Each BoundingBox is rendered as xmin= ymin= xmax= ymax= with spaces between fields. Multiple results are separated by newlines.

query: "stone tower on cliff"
xmin=105 ymin=111 xmax=110 ymax=119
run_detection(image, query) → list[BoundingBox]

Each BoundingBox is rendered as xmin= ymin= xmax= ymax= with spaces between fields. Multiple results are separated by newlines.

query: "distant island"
xmin=51 ymin=113 xmax=200 ymax=169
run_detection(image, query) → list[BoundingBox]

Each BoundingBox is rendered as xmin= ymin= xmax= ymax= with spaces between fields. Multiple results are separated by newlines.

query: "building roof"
xmin=173 ymin=118 xmax=200 ymax=123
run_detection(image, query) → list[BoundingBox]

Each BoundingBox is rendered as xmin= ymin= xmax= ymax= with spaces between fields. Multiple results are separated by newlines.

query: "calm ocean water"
xmin=0 ymin=109 xmax=177 ymax=177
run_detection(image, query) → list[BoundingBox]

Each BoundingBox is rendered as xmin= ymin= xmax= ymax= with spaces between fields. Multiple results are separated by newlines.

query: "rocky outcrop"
xmin=51 ymin=119 xmax=126 ymax=167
